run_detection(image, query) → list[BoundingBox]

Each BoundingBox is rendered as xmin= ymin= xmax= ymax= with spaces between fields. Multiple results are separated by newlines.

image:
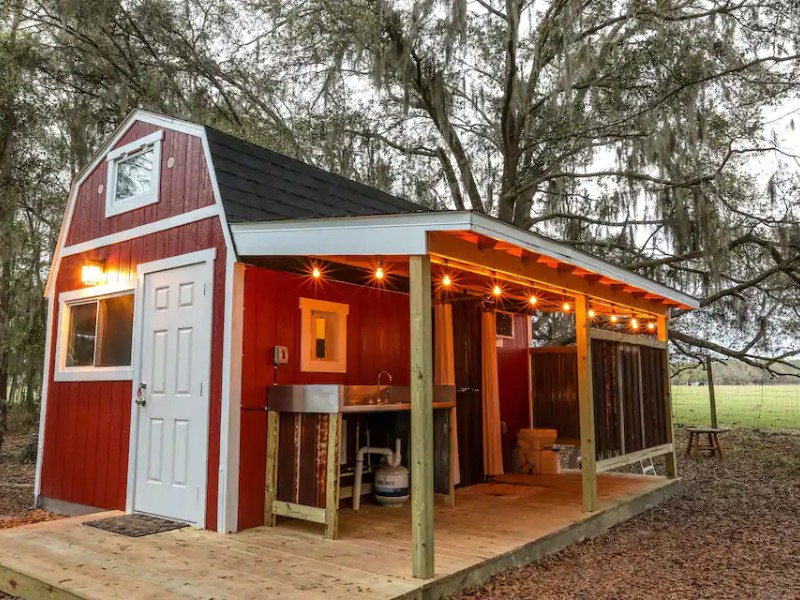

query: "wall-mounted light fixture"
xmin=81 ymin=261 xmax=105 ymax=286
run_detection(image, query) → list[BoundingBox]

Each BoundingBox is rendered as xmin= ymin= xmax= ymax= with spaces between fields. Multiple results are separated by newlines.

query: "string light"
xmin=529 ymin=294 xmax=538 ymax=306
xmin=312 ymin=266 xmax=322 ymax=279
xmin=631 ymin=318 xmax=639 ymax=330
xmin=493 ymin=284 xmax=503 ymax=297
xmin=375 ymin=258 xmax=385 ymax=280
xmin=610 ymin=313 xmax=618 ymax=324
xmin=442 ymin=274 xmax=452 ymax=287
xmin=647 ymin=322 xmax=656 ymax=331
xmin=588 ymin=307 xmax=595 ymax=318
xmin=562 ymin=301 xmax=571 ymax=312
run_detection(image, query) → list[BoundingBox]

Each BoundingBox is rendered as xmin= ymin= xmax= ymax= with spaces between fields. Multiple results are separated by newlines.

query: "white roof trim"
xmin=229 ymin=211 xmax=699 ymax=309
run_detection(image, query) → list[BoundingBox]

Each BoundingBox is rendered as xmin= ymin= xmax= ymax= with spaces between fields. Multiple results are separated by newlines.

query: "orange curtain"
xmin=434 ymin=303 xmax=460 ymax=484
xmin=481 ymin=310 xmax=504 ymax=476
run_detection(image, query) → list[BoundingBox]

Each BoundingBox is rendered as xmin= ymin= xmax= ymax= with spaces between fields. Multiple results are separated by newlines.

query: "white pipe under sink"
xmin=353 ymin=438 xmax=402 ymax=510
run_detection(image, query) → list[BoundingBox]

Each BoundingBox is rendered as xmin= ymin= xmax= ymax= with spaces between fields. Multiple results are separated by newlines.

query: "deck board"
xmin=0 ymin=472 xmax=681 ymax=600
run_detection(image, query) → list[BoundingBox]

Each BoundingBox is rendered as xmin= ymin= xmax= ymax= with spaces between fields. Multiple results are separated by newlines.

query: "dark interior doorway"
xmin=451 ymin=298 xmax=485 ymax=486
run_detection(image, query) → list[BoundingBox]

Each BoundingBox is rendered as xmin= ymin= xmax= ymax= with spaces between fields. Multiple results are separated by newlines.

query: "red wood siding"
xmin=497 ymin=313 xmax=531 ymax=468
xmin=65 ymin=121 xmax=215 ymax=246
xmin=237 ymin=266 xmax=411 ymax=530
xmin=41 ymin=218 xmax=227 ymax=530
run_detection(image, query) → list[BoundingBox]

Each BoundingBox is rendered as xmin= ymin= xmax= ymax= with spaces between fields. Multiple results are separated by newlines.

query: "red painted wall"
xmin=42 ymin=218 xmax=226 ymax=528
xmin=237 ymin=266 xmax=411 ymax=530
xmin=65 ymin=121 xmax=215 ymax=246
xmin=497 ymin=313 xmax=531 ymax=467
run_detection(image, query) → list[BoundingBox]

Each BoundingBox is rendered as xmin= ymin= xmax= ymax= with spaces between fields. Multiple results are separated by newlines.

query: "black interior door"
xmin=451 ymin=298 xmax=484 ymax=486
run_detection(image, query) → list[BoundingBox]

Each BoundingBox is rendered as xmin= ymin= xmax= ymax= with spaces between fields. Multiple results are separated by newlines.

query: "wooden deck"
xmin=0 ymin=472 xmax=681 ymax=600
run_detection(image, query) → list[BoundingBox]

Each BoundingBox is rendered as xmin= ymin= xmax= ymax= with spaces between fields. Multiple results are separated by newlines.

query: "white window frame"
xmin=496 ymin=311 xmax=515 ymax=339
xmin=299 ymin=298 xmax=349 ymax=373
xmin=54 ymin=280 xmax=137 ymax=382
xmin=105 ymin=130 xmax=164 ymax=217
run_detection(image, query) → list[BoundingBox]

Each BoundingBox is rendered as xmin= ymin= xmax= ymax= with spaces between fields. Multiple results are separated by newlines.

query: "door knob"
xmin=136 ymin=382 xmax=147 ymax=407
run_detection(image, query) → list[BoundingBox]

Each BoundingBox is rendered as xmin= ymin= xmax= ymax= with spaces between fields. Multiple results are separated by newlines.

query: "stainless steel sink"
xmin=268 ymin=384 xmax=455 ymax=413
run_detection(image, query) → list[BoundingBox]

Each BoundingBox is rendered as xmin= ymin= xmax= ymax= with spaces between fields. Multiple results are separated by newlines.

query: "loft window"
xmin=496 ymin=311 xmax=514 ymax=339
xmin=299 ymin=298 xmax=348 ymax=373
xmin=56 ymin=283 xmax=136 ymax=381
xmin=105 ymin=130 xmax=163 ymax=217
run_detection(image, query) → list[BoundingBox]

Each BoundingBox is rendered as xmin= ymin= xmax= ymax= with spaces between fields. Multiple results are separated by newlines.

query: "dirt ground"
xmin=453 ymin=427 xmax=800 ymax=600
xmin=0 ymin=431 xmax=59 ymax=530
xmin=1 ymin=427 xmax=798 ymax=599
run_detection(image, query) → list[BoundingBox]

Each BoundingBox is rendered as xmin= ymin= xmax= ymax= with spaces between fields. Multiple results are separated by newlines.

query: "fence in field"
xmin=670 ymin=382 xmax=800 ymax=431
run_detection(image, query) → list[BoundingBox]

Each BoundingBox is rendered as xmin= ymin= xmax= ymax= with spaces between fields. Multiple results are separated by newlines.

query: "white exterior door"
xmin=133 ymin=260 xmax=212 ymax=524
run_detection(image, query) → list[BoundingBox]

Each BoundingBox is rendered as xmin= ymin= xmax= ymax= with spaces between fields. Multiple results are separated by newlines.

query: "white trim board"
xmin=199 ymin=126 xmax=241 ymax=533
xmin=229 ymin=211 xmax=699 ymax=309
xmin=60 ymin=205 xmax=219 ymax=257
xmin=33 ymin=294 xmax=54 ymax=504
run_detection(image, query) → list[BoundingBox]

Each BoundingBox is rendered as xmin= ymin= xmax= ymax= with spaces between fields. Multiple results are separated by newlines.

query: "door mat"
xmin=84 ymin=514 xmax=189 ymax=537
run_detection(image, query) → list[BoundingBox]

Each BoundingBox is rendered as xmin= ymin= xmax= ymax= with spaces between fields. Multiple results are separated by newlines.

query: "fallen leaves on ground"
xmin=452 ymin=427 xmax=800 ymax=600
xmin=0 ymin=432 xmax=61 ymax=529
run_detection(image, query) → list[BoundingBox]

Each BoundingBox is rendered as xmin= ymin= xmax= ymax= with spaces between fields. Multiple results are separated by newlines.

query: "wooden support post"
xmin=575 ymin=295 xmax=597 ymax=512
xmin=706 ymin=356 xmax=718 ymax=429
xmin=409 ymin=255 xmax=435 ymax=579
xmin=264 ymin=410 xmax=280 ymax=527
xmin=658 ymin=315 xmax=678 ymax=478
xmin=324 ymin=413 xmax=342 ymax=540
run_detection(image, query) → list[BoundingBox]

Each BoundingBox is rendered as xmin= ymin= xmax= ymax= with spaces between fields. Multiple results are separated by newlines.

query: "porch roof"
xmin=231 ymin=210 xmax=699 ymax=312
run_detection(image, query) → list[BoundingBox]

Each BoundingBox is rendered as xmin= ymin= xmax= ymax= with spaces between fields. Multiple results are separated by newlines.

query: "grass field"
xmin=671 ymin=384 xmax=800 ymax=430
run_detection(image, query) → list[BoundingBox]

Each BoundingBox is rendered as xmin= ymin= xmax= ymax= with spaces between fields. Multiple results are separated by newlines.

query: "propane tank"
xmin=373 ymin=439 xmax=409 ymax=507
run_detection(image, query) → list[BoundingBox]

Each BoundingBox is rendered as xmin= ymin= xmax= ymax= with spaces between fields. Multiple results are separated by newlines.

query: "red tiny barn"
xmin=37 ymin=110 xmax=698 ymax=547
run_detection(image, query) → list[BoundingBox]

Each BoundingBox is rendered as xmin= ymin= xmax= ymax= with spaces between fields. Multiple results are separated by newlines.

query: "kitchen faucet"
xmin=377 ymin=370 xmax=393 ymax=403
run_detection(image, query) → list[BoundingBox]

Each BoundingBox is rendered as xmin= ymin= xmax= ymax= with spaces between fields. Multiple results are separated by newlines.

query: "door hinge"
xmin=203 ymin=282 xmax=208 ymax=296
xmin=200 ymin=381 xmax=203 ymax=396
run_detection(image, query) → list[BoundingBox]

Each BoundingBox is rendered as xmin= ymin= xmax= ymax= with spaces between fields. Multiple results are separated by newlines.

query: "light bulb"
xmin=312 ymin=267 xmax=321 ymax=279
xmin=493 ymin=284 xmax=502 ymax=297
xmin=631 ymin=318 xmax=639 ymax=330
xmin=442 ymin=274 xmax=452 ymax=287
xmin=529 ymin=295 xmax=538 ymax=306
xmin=610 ymin=313 xmax=618 ymax=323
xmin=375 ymin=266 xmax=384 ymax=280
xmin=563 ymin=301 xmax=571 ymax=311
xmin=647 ymin=322 xmax=656 ymax=331
xmin=588 ymin=308 xmax=595 ymax=318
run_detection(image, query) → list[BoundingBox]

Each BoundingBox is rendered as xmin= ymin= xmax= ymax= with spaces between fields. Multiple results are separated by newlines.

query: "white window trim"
xmin=105 ymin=130 xmax=164 ymax=218
xmin=299 ymin=298 xmax=349 ymax=373
xmin=54 ymin=280 xmax=137 ymax=382
xmin=496 ymin=311 xmax=515 ymax=340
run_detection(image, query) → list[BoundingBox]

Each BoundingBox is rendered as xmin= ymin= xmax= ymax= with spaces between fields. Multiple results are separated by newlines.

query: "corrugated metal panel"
xmin=530 ymin=347 xmax=580 ymax=442
xmin=591 ymin=339 xmax=669 ymax=460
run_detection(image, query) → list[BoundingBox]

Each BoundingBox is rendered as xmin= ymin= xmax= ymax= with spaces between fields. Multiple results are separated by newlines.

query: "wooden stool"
xmin=685 ymin=427 xmax=727 ymax=459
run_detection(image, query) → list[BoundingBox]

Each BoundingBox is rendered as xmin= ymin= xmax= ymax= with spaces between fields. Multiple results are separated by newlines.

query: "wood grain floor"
xmin=0 ymin=472 xmax=673 ymax=600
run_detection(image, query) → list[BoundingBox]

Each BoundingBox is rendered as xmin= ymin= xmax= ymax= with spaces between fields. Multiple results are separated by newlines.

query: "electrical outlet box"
xmin=273 ymin=345 xmax=289 ymax=365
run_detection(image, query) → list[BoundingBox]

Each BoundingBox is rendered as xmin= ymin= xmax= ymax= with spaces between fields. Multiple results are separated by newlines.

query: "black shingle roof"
xmin=203 ymin=126 xmax=430 ymax=222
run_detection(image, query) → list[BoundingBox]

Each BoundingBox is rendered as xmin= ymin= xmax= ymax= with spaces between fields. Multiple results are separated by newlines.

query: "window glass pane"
xmin=115 ymin=147 xmax=154 ymax=202
xmin=314 ymin=315 xmax=327 ymax=359
xmin=67 ymin=303 xmax=97 ymax=367
xmin=96 ymin=294 xmax=134 ymax=367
